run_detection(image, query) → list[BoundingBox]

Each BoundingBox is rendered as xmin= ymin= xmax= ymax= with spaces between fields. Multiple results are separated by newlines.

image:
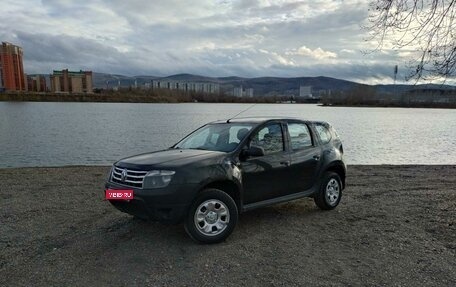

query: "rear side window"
xmin=288 ymin=123 xmax=312 ymax=150
xmin=250 ymin=123 xmax=284 ymax=155
xmin=315 ymin=124 xmax=332 ymax=144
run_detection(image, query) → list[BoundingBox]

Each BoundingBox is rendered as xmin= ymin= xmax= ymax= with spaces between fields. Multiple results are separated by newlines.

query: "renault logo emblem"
xmin=121 ymin=169 xmax=127 ymax=182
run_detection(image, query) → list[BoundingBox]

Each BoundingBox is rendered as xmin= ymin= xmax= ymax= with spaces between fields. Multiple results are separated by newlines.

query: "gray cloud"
xmin=0 ymin=0 xmax=417 ymax=83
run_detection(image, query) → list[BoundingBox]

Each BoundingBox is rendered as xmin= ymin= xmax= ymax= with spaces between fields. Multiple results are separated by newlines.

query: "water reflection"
xmin=0 ymin=102 xmax=455 ymax=167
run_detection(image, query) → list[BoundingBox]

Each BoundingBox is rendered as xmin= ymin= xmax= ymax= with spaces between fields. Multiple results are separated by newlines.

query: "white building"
xmin=152 ymin=80 xmax=220 ymax=94
xmin=233 ymin=86 xmax=254 ymax=97
xmin=299 ymin=86 xmax=312 ymax=98
xmin=233 ymin=86 xmax=243 ymax=97
xmin=245 ymin=88 xmax=254 ymax=97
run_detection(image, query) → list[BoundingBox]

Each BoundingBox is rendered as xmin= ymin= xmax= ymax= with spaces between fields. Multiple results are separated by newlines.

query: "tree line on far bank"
xmin=2 ymin=86 xmax=455 ymax=108
xmin=0 ymin=88 xmax=294 ymax=103
xmin=321 ymin=85 xmax=456 ymax=108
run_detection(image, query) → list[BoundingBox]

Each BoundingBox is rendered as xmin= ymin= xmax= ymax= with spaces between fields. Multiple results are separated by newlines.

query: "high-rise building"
xmin=233 ymin=86 xmax=254 ymax=97
xmin=0 ymin=67 xmax=3 ymax=91
xmin=299 ymin=86 xmax=312 ymax=98
xmin=245 ymin=88 xmax=254 ymax=97
xmin=233 ymin=86 xmax=243 ymax=97
xmin=0 ymin=42 xmax=26 ymax=91
xmin=50 ymin=69 xmax=93 ymax=93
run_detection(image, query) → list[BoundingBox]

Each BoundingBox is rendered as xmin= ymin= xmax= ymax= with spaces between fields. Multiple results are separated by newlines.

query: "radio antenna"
xmin=227 ymin=103 xmax=257 ymax=123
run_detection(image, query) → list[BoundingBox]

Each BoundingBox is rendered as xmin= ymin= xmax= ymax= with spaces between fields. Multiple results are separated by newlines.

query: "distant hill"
xmin=235 ymin=76 xmax=358 ymax=96
xmin=91 ymin=73 xmax=361 ymax=95
xmin=91 ymin=72 xmax=455 ymax=96
xmin=161 ymin=73 xmax=219 ymax=83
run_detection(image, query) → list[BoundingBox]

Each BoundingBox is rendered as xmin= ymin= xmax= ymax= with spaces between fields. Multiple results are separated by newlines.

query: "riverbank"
xmin=0 ymin=90 xmax=304 ymax=104
xmin=1 ymin=165 xmax=455 ymax=286
xmin=320 ymin=86 xmax=456 ymax=109
xmin=2 ymin=92 xmax=455 ymax=108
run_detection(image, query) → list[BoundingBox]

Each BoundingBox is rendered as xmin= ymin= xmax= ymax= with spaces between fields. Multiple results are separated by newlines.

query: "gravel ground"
xmin=0 ymin=165 xmax=455 ymax=286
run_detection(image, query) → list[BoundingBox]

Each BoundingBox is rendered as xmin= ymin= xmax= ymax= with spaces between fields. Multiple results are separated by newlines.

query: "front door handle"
xmin=280 ymin=161 xmax=291 ymax=166
xmin=313 ymin=155 xmax=320 ymax=161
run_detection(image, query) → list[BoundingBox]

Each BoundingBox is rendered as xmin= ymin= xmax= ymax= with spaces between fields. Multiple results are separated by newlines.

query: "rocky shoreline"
xmin=1 ymin=165 xmax=455 ymax=286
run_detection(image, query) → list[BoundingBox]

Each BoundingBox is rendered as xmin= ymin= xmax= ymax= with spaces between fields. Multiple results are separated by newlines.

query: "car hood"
xmin=115 ymin=149 xmax=225 ymax=169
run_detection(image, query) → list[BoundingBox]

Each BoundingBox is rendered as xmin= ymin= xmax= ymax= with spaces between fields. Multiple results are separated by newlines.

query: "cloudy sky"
xmin=0 ymin=0 xmax=412 ymax=84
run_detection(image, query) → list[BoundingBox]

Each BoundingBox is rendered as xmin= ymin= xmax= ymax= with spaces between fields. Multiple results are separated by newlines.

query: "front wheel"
xmin=314 ymin=172 xmax=342 ymax=210
xmin=184 ymin=188 xmax=238 ymax=244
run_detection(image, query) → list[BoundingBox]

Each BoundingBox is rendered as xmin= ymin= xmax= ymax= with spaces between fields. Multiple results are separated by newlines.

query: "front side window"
xmin=288 ymin=123 xmax=312 ymax=150
xmin=250 ymin=123 xmax=284 ymax=155
xmin=175 ymin=123 xmax=253 ymax=152
xmin=315 ymin=124 xmax=332 ymax=144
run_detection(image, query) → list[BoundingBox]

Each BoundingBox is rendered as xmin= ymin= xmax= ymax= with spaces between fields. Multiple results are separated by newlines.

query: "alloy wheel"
xmin=194 ymin=199 xmax=230 ymax=236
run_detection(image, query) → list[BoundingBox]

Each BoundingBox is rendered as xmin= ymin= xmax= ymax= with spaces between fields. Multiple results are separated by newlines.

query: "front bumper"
xmin=105 ymin=181 xmax=198 ymax=224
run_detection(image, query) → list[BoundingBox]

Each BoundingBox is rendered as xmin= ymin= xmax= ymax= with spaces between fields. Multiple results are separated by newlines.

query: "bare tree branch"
xmin=366 ymin=0 xmax=456 ymax=82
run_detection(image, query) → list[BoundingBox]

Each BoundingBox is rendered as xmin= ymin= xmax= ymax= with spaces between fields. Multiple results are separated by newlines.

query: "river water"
xmin=0 ymin=102 xmax=455 ymax=167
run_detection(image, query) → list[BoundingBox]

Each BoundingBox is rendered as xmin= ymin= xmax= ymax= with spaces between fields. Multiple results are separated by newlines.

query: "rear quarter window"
xmin=315 ymin=124 xmax=332 ymax=144
xmin=288 ymin=123 xmax=313 ymax=150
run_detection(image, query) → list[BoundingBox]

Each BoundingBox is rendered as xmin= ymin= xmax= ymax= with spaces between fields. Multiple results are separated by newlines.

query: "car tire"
xmin=184 ymin=188 xmax=238 ymax=244
xmin=314 ymin=172 xmax=342 ymax=210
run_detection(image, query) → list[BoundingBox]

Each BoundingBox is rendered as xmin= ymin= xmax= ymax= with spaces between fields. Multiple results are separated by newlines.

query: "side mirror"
xmin=243 ymin=146 xmax=265 ymax=157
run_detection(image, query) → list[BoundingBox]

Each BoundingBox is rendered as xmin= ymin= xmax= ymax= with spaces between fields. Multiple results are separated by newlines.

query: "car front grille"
xmin=111 ymin=166 xmax=148 ymax=188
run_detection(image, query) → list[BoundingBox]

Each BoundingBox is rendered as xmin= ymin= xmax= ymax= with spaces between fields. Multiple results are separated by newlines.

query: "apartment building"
xmin=50 ymin=69 xmax=93 ymax=93
xmin=0 ymin=42 xmax=26 ymax=91
xmin=152 ymin=80 xmax=220 ymax=94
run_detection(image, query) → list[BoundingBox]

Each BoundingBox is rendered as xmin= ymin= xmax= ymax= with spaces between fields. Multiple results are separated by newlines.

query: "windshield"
xmin=174 ymin=123 xmax=253 ymax=152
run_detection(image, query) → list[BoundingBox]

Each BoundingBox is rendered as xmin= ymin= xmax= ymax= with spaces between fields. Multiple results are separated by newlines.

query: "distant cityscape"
xmin=1 ymin=41 xmax=455 ymax=107
xmin=0 ymin=42 xmax=94 ymax=94
xmin=0 ymin=41 xmax=322 ymax=99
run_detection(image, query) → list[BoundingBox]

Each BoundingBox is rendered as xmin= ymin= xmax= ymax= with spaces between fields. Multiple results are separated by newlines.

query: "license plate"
xmin=105 ymin=189 xmax=134 ymax=200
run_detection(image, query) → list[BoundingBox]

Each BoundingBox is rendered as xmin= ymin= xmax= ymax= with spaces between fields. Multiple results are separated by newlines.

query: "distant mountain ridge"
xmin=91 ymin=72 xmax=456 ymax=96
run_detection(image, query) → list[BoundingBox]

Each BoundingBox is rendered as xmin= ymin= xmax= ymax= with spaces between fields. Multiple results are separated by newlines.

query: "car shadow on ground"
xmin=98 ymin=197 xmax=323 ymax=248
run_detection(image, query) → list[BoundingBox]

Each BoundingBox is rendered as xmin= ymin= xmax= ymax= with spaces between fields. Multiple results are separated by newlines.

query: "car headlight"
xmin=143 ymin=170 xmax=175 ymax=188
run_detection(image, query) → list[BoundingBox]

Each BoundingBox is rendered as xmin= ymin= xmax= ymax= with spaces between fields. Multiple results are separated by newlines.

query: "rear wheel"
xmin=185 ymin=188 xmax=238 ymax=244
xmin=314 ymin=172 xmax=342 ymax=210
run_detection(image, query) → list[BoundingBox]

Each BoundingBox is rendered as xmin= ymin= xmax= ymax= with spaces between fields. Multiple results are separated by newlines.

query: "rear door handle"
xmin=280 ymin=161 xmax=291 ymax=166
xmin=313 ymin=155 xmax=320 ymax=161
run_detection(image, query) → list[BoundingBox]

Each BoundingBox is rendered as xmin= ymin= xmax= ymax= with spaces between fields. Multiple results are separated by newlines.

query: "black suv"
xmin=105 ymin=117 xmax=346 ymax=243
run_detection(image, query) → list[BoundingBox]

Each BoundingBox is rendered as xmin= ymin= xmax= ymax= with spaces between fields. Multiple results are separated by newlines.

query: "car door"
xmin=286 ymin=121 xmax=322 ymax=194
xmin=240 ymin=122 xmax=292 ymax=204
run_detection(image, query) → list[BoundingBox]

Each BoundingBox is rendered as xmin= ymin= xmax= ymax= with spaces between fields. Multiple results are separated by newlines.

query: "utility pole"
xmin=393 ymin=65 xmax=399 ymax=105
xmin=394 ymin=65 xmax=397 ymax=84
